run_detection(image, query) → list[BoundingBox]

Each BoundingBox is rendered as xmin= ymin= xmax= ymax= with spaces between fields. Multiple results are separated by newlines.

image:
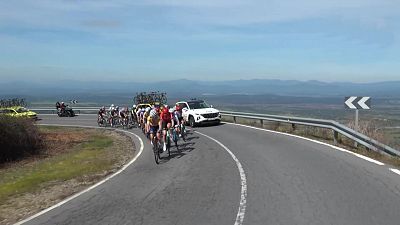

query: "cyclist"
xmin=174 ymin=104 xmax=184 ymax=136
xmin=97 ymin=106 xmax=106 ymax=124
xmin=171 ymin=106 xmax=181 ymax=136
xmin=131 ymin=104 xmax=137 ymax=124
xmin=109 ymin=104 xmax=115 ymax=112
xmin=147 ymin=108 xmax=161 ymax=147
xmin=119 ymin=107 xmax=129 ymax=126
xmin=108 ymin=104 xmax=118 ymax=127
xmin=143 ymin=107 xmax=151 ymax=132
xmin=160 ymin=105 xmax=173 ymax=151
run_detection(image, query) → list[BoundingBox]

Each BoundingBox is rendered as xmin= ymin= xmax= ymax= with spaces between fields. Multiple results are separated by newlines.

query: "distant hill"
xmin=1 ymin=79 xmax=399 ymax=104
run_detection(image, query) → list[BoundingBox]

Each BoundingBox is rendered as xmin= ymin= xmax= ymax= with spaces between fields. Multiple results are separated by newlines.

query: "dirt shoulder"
xmin=0 ymin=126 xmax=135 ymax=225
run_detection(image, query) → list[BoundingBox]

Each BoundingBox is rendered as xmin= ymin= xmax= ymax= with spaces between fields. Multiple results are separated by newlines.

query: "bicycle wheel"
xmin=153 ymin=139 xmax=160 ymax=164
xmin=173 ymin=129 xmax=180 ymax=153
xmin=167 ymin=137 xmax=171 ymax=156
xmin=97 ymin=118 xmax=103 ymax=127
xmin=166 ymin=132 xmax=171 ymax=157
xmin=181 ymin=124 xmax=186 ymax=141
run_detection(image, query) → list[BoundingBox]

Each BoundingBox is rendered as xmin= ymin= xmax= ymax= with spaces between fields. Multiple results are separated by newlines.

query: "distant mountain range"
xmin=1 ymin=79 xmax=399 ymax=97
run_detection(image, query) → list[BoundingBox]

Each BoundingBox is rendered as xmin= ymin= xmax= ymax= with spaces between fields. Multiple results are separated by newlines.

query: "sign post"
xmin=344 ymin=96 xmax=371 ymax=147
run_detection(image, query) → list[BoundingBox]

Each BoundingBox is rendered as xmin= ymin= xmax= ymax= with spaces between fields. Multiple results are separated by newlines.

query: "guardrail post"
xmin=260 ymin=119 xmax=264 ymax=127
xmin=233 ymin=116 xmax=237 ymax=123
xmin=291 ymin=123 xmax=296 ymax=131
xmin=333 ymin=130 xmax=339 ymax=145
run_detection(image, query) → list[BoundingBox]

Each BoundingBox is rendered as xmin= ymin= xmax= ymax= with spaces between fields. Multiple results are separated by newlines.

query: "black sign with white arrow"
xmin=344 ymin=96 xmax=371 ymax=109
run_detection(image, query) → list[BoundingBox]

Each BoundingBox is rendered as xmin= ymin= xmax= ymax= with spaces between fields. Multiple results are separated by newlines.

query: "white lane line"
xmin=14 ymin=124 xmax=144 ymax=225
xmin=389 ymin=168 xmax=400 ymax=176
xmin=226 ymin=122 xmax=385 ymax=166
xmin=195 ymin=131 xmax=247 ymax=225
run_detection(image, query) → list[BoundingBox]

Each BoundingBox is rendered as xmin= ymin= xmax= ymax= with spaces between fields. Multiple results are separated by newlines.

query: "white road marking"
xmin=389 ymin=168 xmax=400 ymax=176
xmin=195 ymin=131 xmax=247 ymax=225
xmin=226 ymin=122 xmax=385 ymax=166
xmin=14 ymin=124 xmax=144 ymax=225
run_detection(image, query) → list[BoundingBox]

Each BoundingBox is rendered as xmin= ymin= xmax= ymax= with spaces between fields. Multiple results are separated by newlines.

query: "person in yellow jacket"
xmin=147 ymin=108 xmax=161 ymax=146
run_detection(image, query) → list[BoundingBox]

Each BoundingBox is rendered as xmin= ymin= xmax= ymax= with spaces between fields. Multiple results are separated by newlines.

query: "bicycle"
xmin=121 ymin=116 xmax=129 ymax=129
xmin=178 ymin=122 xmax=186 ymax=142
xmin=152 ymin=132 xmax=162 ymax=164
xmin=97 ymin=115 xmax=107 ymax=127
xmin=164 ymin=129 xmax=171 ymax=157
xmin=170 ymin=126 xmax=180 ymax=153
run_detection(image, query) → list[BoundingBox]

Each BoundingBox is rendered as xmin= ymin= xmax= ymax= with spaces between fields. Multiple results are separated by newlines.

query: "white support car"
xmin=176 ymin=100 xmax=221 ymax=127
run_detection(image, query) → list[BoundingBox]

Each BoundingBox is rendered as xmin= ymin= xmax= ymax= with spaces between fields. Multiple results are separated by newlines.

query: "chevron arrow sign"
xmin=344 ymin=96 xmax=371 ymax=109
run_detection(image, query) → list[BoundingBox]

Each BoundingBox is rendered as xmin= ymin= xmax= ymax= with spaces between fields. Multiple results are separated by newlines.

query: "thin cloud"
xmin=81 ymin=20 xmax=121 ymax=28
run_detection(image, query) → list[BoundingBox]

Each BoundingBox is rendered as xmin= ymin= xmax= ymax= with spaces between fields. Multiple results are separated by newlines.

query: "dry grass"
xmin=223 ymin=116 xmax=400 ymax=168
xmin=0 ymin=127 xmax=135 ymax=225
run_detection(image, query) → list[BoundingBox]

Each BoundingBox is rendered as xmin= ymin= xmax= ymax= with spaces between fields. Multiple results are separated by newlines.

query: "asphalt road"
xmin=21 ymin=114 xmax=400 ymax=225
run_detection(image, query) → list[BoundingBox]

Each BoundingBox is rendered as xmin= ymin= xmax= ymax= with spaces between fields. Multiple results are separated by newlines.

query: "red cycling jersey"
xmin=160 ymin=111 xmax=172 ymax=122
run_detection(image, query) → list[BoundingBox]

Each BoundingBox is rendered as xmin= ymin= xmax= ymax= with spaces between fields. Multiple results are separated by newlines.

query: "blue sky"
xmin=0 ymin=0 xmax=399 ymax=83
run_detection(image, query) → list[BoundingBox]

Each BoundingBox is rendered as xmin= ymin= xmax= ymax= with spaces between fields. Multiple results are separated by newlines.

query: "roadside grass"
xmin=0 ymin=127 xmax=134 ymax=224
xmin=222 ymin=116 xmax=400 ymax=168
xmin=0 ymin=135 xmax=113 ymax=202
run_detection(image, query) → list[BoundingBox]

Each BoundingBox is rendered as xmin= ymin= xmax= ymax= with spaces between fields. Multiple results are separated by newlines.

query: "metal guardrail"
xmin=30 ymin=107 xmax=400 ymax=157
xmin=220 ymin=111 xmax=400 ymax=157
xmin=29 ymin=107 xmax=101 ymax=115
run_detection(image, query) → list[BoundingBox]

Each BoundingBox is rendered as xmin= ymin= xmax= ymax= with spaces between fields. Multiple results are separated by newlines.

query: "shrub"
xmin=0 ymin=115 xmax=43 ymax=163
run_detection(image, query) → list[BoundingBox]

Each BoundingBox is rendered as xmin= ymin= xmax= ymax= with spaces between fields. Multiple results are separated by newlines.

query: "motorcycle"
xmin=57 ymin=105 xmax=75 ymax=117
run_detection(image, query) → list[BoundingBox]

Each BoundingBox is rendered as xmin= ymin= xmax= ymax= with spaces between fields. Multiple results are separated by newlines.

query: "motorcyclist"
xmin=60 ymin=102 xmax=66 ymax=114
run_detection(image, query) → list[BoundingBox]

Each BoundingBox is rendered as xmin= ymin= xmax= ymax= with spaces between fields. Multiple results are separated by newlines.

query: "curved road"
xmin=20 ymin=114 xmax=400 ymax=225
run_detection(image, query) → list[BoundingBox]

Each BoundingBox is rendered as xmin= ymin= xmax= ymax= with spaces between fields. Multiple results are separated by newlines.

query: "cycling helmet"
xmin=175 ymin=105 xmax=181 ymax=111
xmin=150 ymin=109 xmax=157 ymax=118
xmin=146 ymin=107 xmax=151 ymax=112
xmin=101 ymin=106 xmax=105 ymax=110
xmin=169 ymin=108 xmax=174 ymax=113
xmin=111 ymin=104 xmax=114 ymax=107
xmin=162 ymin=107 xmax=169 ymax=114
xmin=132 ymin=104 xmax=137 ymax=109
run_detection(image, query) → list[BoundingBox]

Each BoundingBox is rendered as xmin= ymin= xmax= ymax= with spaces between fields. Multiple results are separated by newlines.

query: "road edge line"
xmin=14 ymin=124 xmax=144 ymax=225
xmin=389 ymin=168 xmax=400 ymax=176
xmin=225 ymin=122 xmax=385 ymax=166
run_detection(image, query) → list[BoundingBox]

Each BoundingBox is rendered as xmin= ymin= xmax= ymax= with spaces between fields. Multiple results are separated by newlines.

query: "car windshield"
xmin=188 ymin=101 xmax=210 ymax=109
xmin=16 ymin=108 xmax=29 ymax=113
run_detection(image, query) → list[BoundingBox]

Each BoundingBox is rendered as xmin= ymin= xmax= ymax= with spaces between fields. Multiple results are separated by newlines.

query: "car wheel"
xmin=189 ymin=116 xmax=196 ymax=127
